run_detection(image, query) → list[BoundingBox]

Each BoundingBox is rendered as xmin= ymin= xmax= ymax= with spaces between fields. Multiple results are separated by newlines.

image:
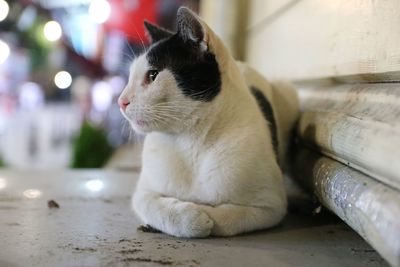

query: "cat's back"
xmin=236 ymin=62 xmax=299 ymax=164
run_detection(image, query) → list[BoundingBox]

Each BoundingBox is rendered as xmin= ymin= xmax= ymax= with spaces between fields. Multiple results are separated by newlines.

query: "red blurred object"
xmin=104 ymin=0 xmax=158 ymax=44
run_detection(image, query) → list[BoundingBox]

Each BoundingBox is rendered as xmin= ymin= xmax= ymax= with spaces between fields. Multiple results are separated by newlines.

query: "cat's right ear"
xmin=176 ymin=7 xmax=207 ymax=52
xmin=144 ymin=21 xmax=174 ymax=43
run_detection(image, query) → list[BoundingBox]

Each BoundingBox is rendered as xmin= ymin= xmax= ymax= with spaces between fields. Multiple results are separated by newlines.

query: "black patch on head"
xmin=146 ymin=35 xmax=221 ymax=102
xmin=251 ymin=86 xmax=279 ymax=157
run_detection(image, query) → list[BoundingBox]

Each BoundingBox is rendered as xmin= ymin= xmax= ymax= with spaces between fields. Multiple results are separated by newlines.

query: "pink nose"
xmin=118 ymin=96 xmax=130 ymax=111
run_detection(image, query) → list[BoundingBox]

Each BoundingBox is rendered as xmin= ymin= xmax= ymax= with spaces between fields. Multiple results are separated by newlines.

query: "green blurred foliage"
xmin=19 ymin=20 xmax=52 ymax=70
xmin=0 ymin=155 xmax=5 ymax=168
xmin=71 ymin=121 xmax=114 ymax=168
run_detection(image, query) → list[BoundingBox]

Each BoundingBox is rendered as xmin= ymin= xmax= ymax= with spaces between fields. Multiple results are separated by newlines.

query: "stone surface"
xmin=0 ymin=169 xmax=388 ymax=267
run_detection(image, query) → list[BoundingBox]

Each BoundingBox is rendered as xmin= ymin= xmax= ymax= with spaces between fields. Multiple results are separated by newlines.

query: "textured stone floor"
xmin=0 ymin=169 xmax=389 ymax=267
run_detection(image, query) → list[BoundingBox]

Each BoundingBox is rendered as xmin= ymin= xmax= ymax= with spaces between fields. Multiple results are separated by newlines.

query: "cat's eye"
xmin=146 ymin=69 xmax=159 ymax=83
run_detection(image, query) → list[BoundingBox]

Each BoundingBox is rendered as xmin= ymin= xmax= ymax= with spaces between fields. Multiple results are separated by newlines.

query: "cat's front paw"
xmin=173 ymin=203 xmax=214 ymax=238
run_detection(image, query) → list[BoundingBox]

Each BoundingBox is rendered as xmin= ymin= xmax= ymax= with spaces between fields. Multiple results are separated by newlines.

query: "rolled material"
xmin=292 ymin=148 xmax=400 ymax=267
xmin=298 ymin=111 xmax=400 ymax=191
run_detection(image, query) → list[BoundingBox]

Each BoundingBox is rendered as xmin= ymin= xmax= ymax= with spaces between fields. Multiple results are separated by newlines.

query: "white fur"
xmin=119 ymin=10 xmax=299 ymax=238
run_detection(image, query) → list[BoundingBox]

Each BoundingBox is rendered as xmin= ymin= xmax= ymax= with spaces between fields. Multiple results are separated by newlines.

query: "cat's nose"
xmin=118 ymin=96 xmax=130 ymax=111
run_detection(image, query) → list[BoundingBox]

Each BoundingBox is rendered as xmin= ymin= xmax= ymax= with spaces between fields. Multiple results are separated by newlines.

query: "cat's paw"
xmin=173 ymin=203 xmax=214 ymax=238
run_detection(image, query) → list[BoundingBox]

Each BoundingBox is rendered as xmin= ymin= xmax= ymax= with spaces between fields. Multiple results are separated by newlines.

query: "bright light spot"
xmin=54 ymin=71 xmax=72 ymax=89
xmin=0 ymin=0 xmax=9 ymax=22
xmin=89 ymin=0 xmax=111 ymax=24
xmin=85 ymin=179 xmax=104 ymax=192
xmin=19 ymin=82 xmax=44 ymax=110
xmin=23 ymin=189 xmax=42 ymax=199
xmin=109 ymin=76 xmax=125 ymax=96
xmin=92 ymin=81 xmax=112 ymax=112
xmin=43 ymin=20 xmax=62 ymax=42
xmin=0 ymin=39 xmax=10 ymax=64
xmin=0 ymin=178 xmax=6 ymax=190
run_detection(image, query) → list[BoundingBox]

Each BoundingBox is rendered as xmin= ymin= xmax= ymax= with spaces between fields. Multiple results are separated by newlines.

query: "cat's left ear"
xmin=176 ymin=7 xmax=208 ymax=52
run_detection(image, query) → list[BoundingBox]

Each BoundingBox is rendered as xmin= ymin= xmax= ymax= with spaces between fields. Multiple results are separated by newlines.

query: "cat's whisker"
xmin=149 ymin=116 xmax=164 ymax=129
xmin=187 ymin=83 xmax=221 ymax=99
xmin=121 ymin=51 xmax=135 ymax=62
xmin=151 ymin=102 xmax=198 ymax=110
xmin=143 ymin=110 xmax=192 ymax=128
xmin=142 ymin=103 xmax=195 ymax=112
xmin=128 ymin=104 xmax=195 ymax=126
xmin=121 ymin=119 xmax=130 ymax=135
xmin=131 ymin=23 xmax=148 ymax=54
xmin=148 ymin=107 xmax=194 ymax=114
xmin=146 ymin=110 xmax=193 ymax=122
xmin=143 ymin=110 xmax=178 ymax=122
xmin=152 ymin=100 xmax=197 ymax=106
xmin=124 ymin=37 xmax=138 ymax=59
xmin=149 ymin=107 xmax=194 ymax=113
xmin=143 ymin=111 xmax=173 ymax=129
xmin=148 ymin=101 xmax=195 ymax=107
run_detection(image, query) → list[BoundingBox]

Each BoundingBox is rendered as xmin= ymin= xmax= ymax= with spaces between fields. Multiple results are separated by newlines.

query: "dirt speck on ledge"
xmin=73 ymin=247 xmax=97 ymax=253
xmin=118 ymin=249 xmax=142 ymax=254
xmin=122 ymin=257 xmax=173 ymax=265
xmin=47 ymin=200 xmax=60 ymax=209
xmin=137 ymin=224 xmax=161 ymax=233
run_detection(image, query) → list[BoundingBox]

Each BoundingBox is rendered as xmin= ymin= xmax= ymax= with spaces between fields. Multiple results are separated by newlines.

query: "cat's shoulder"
xmin=235 ymin=61 xmax=274 ymax=99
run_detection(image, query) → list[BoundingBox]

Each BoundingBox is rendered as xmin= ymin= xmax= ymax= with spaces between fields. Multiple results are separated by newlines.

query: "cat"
xmin=118 ymin=7 xmax=299 ymax=238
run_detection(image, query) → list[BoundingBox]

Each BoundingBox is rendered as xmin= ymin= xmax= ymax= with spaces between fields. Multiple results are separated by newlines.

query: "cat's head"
xmin=118 ymin=7 xmax=231 ymax=134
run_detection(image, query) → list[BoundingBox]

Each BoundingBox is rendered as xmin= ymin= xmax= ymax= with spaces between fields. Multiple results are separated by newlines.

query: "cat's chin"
xmin=130 ymin=119 xmax=163 ymax=134
xmin=131 ymin=122 xmax=152 ymax=134
xmin=131 ymin=122 xmax=176 ymax=135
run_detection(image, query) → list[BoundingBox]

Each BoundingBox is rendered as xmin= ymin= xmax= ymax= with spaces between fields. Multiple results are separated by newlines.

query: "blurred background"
xmin=0 ymin=0 xmax=201 ymax=169
xmin=1 ymin=0 xmax=394 ymax=170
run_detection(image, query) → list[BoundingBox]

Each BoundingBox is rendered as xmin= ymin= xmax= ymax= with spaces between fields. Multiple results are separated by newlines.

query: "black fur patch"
xmin=251 ymin=86 xmax=279 ymax=157
xmin=146 ymin=35 xmax=221 ymax=102
xmin=144 ymin=21 xmax=173 ymax=43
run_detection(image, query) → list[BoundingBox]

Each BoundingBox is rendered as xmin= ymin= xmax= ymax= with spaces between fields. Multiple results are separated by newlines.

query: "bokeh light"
xmin=23 ymin=189 xmax=42 ymax=199
xmin=43 ymin=20 xmax=62 ymax=42
xmin=19 ymin=82 xmax=44 ymax=110
xmin=89 ymin=0 xmax=111 ymax=24
xmin=85 ymin=179 xmax=104 ymax=192
xmin=0 ymin=39 xmax=10 ymax=64
xmin=92 ymin=81 xmax=113 ymax=112
xmin=0 ymin=178 xmax=6 ymax=190
xmin=0 ymin=0 xmax=9 ymax=22
xmin=54 ymin=71 xmax=72 ymax=89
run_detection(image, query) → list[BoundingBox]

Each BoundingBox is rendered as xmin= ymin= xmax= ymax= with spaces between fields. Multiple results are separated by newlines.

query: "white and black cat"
xmin=118 ymin=7 xmax=298 ymax=238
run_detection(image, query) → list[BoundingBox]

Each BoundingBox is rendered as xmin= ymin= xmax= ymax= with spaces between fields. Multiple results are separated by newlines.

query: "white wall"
xmin=245 ymin=0 xmax=400 ymax=81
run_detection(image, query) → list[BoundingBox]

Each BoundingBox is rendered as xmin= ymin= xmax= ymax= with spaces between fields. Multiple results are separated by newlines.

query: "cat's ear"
xmin=144 ymin=21 xmax=174 ymax=43
xmin=176 ymin=7 xmax=207 ymax=52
